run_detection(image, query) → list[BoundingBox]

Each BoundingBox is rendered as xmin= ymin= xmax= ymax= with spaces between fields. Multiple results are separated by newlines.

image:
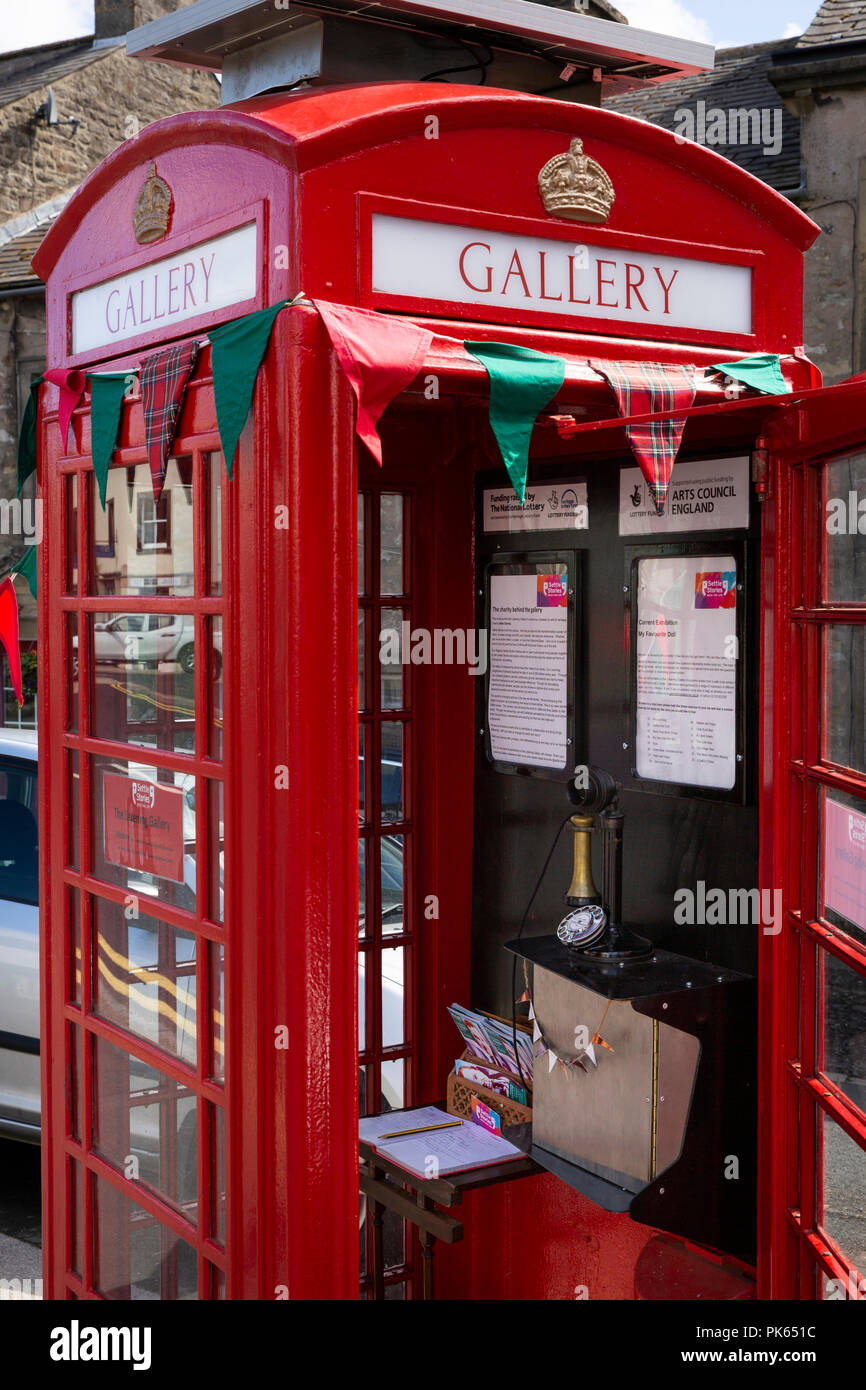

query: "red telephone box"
xmin=30 ymin=71 xmax=866 ymax=1302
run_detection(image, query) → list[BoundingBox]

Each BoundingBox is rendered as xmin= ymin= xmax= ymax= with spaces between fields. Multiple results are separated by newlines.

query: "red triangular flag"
xmin=43 ymin=367 xmax=87 ymax=452
xmin=0 ymin=578 xmax=23 ymax=707
xmin=140 ymin=341 xmax=199 ymax=500
xmin=313 ymin=300 xmax=432 ymax=464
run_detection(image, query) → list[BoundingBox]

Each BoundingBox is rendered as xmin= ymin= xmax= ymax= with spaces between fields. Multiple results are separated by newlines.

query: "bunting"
xmin=16 ymin=546 xmax=37 ymax=602
xmin=43 ymin=367 xmax=87 ymax=451
xmin=465 ymin=342 xmax=565 ymax=505
xmin=89 ymin=373 xmax=129 ymax=511
xmin=0 ymin=577 xmax=23 ymax=707
xmin=16 ymin=375 xmax=43 ymax=497
xmin=590 ymin=359 xmax=697 ymax=516
xmin=208 ymin=300 xmax=290 ymax=478
xmin=313 ymin=300 xmax=432 ymax=465
xmin=141 ymin=340 xmax=200 ymax=501
xmin=709 ymin=353 xmax=788 ymax=396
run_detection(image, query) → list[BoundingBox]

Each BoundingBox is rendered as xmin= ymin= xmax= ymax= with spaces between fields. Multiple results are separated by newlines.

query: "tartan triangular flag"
xmin=313 ymin=300 xmax=432 ymax=465
xmin=44 ymin=367 xmax=87 ymax=452
xmin=0 ymin=577 xmax=23 ymax=706
xmin=141 ymin=340 xmax=199 ymax=500
xmin=590 ymin=359 xmax=697 ymax=516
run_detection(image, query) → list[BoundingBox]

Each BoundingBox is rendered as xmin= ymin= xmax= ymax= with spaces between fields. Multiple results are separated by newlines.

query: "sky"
xmin=0 ymin=0 xmax=825 ymax=56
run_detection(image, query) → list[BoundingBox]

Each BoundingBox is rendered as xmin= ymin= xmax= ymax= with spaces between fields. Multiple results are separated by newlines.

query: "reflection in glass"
xmin=358 ymin=838 xmax=367 ymax=937
xmin=209 ymin=617 xmax=223 ymax=760
xmin=208 ymin=453 xmax=223 ymax=596
xmin=94 ymin=1036 xmax=197 ymax=1216
xmin=824 ymin=451 xmax=866 ymax=604
xmin=820 ymin=1112 xmax=866 ymax=1279
xmin=90 ymin=612 xmax=195 ymax=754
xmin=359 ymin=725 xmax=368 ymax=825
xmin=67 ymin=614 xmax=78 ymax=733
xmin=380 ymin=494 xmax=404 ymax=596
xmin=92 ymin=460 xmax=194 ymax=597
xmin=69 ymin=889 xmax=81 ymax=1004
xmin=821 ymin=786 xmax=866 ymax=950
xmin=210 ymin=943 xmax=225 ymax=1082
xmin=358 ymin=494 xmax=366 ymax=597
xmin=381 ymin=947 xmax=404 ymax=1048
xmin=381 ymin=834 xmax=404 ymax=937
xmin=381 ymin=1057 xmax=404 ymax=1111
xmin=209 ymin=780 xmax=224 ymax=923
xmin=380 ymin=607 xmax=403 ymax=710
xmin=822 ymin=951 xmax=866 ymax=1113
xmin=68 ymin=751 xmax=80 ymax=870
xmin=211 ymin=1104 xmax=225 ymax=1246
xmin=95 ymin=1177 xmax=197 ymax=1300
xmin=825 ymin=626 xmax=866 ymax=775
xmin=71 ymin=1159 xmax=83 ymax=1277
xmin=66 ymin=473 xmax=78 ymax=592
xmin=91 ymin=756 xmax=196 ymax=914
xmin=358 ymin=610 xmax=366 ymax=710
xmin=94 ymin=898 xmax=196 ymax=1065
xmin=380 ymin=723 xmax=403 ymax=823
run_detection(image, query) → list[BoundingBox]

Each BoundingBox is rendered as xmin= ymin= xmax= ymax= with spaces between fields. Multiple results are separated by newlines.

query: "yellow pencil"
xmin=378 ymin=1120 xmax=462 ymax=1140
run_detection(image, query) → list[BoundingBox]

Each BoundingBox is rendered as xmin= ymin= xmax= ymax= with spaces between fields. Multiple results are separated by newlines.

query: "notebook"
xmin=360 ymin=1106 xmax=525 ymax=1179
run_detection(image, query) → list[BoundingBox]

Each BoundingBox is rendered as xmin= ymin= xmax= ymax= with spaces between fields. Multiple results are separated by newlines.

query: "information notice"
xmin=488 ymin=572 xmax=568 ymax=769
xmin=103 ymin=773 xmax=185 ymax=883
xmin=635 ymin=556 xmax=738 ymax=790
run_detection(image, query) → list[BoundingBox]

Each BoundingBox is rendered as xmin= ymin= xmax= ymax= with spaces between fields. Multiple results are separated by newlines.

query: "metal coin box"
xmin=507 ymin=935 xmax=757 ymax=1262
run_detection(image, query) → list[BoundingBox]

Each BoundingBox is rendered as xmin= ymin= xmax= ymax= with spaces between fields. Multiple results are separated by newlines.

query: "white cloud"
xmin=782 ymin=21 xmax=803 ymax=38
xmin=0 ymin=0 xmax=93 ymax=55
xmin=615 ymin=1 xmax=714 ymax=45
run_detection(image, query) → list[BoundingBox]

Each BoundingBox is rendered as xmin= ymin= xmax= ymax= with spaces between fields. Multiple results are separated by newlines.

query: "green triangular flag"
xmin=209 ymin=300 xmax=290 ymax=479
xmin=89 ymin=373 xmax=129 ymax=510
xmin=16 ymin=546 xmax=37 ymax=601
xmin=710 ymin=354 xmax=788 ymax=396
xmin=464 ymin=342 xmax=565 ymax=503
xmin=16 ymin=375 xmax=43 ymax=496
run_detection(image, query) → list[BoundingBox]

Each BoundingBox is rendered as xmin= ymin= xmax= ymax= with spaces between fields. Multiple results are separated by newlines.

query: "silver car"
xmin=0 ymin=730 xmax=39 ymax=1142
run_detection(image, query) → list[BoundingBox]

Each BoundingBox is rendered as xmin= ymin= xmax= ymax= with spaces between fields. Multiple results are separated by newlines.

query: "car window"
xmin=0 ymin=757 xmax=38 ymax=906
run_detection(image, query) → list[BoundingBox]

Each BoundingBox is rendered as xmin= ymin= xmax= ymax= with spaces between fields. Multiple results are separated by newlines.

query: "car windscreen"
xmin=0 ymin=757 xmax=38 ymax=906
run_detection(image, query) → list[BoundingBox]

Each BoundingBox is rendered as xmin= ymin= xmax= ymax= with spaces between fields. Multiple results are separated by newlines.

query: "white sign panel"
xmin=636 ymin=555 xmax=738 ymax=790
xmin=71 ymin=222 xmax=258 ymax=354
xmin=484 ymin=481 xmax=588 ymax=533
xmin=619 ymin=457 xmax=750 ymax=536
xmin=371 ymin=213 xmax=752 ymax=336
xmin=488 ymin=572 xmax=569 ymax=769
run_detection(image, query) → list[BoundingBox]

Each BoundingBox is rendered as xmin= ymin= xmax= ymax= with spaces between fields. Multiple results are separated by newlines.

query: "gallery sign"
xmin=619 ymin=457 xmax=750 ymax=536
xmin=71 ymin=222 xmax=258 ymax=355
xmin=103 ymin=773 xmax=185 ymax=883
xmin=370 ymin=213 xmax=752 ymax=337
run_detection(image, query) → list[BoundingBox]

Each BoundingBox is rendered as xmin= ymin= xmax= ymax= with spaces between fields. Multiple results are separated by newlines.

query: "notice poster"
xmin=823 ymin=797 xmax=866 ymax=934
xmin=104 ymin=773 xmax=185 ymax=883
xmin=483 ymin=481 xmax=588 ymax=533
xmin=635 ymin=556 xmax=738 ymax=790
xmin=488 ymin=572 xmax=568 ymax=769
xmin=619 ymin=457 xmax=750 ymax=536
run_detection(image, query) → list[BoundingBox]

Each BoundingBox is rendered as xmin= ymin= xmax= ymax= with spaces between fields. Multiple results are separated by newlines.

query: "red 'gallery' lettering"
xmin=455 ymin=241 xmax=681 ymax=317
xmin=104 ymin=252 xmax=217 ymax=336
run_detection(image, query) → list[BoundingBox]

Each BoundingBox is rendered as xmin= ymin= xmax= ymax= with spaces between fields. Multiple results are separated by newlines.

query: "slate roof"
xmin=0 ymin=37 xmax=120 ymax=110
xmin=0 ymin=195 xmax=72 ymax=292
xmin=603 ymin=39 xmax=802 ymax=194
xmin=797 ymin=0 xmax=866 ymax=46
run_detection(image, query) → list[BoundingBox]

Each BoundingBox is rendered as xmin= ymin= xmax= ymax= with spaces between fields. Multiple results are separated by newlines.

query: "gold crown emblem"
xmin=538 ymin=138 xmax=615 ymax=224
xmin=133 ymin=162 xmax=172 ymax=244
